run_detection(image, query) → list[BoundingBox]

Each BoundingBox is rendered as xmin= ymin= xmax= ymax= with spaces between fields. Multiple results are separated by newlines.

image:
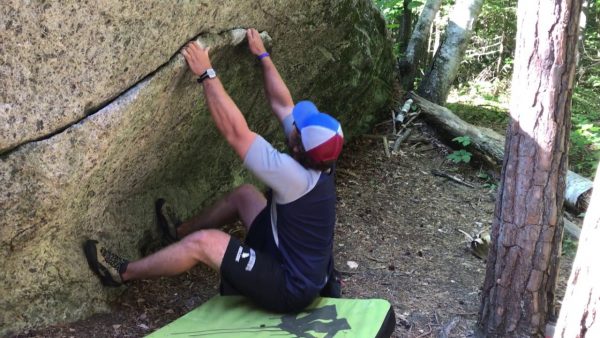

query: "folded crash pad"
xmin=147 ymin=295 xmax=396 ymax=337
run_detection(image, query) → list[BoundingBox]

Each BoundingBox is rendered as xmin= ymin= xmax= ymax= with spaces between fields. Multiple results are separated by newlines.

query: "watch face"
xmin=207 ymin=68 xmax=216 ymax=78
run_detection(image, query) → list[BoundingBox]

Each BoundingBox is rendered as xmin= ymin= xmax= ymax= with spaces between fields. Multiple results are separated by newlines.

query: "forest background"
xmin=374 ymin=0 xmax=600 ymax=179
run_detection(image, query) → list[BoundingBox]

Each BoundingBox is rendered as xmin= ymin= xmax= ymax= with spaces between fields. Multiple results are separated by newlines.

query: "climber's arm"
xmin=247 ymin=28 xmax=294 ymax=123
xmin=182 ymin=41 xmax=256 ymax=159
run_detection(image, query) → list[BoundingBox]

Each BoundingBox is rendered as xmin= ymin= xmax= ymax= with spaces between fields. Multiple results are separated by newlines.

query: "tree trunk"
xmin=407 ymin=92 xmax=594 ymax=215
xmin=576 ymin=0 xmax=589 ymax=78
xmin=579 ymin=0 xmax=589 ymax=54
xmin=396 ymin=0 xmax=413 ymax=52
xmin=555 ymin=163 xmax=600 ymax=337
xmin=477 ymin=0 xmax=583 ymax=336
xmin=495 ymin=33 xmax=505 ymax=75
xmin=398 ymin=0 xmax=443 ymax=90
xmin=417 ymin=0 xmax=484 ymax=105
xmin=432 ymin=13 xmax=442 ymax=56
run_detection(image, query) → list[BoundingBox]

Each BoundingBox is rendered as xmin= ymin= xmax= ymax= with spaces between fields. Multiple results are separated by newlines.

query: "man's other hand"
xmin=247 ymin=28 xmax=267 ymax=56
xmin=182 ymin=41 xmax=212 ymax=76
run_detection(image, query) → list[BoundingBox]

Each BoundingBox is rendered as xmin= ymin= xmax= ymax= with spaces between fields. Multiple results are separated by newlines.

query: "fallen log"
xmin=564 ymin=218 xmax=581 ymax=240
xmin=408 ymin=91 xmax=587 ymax=240
xmin=566 ymin=174 xmax=592 ymax=213
xmin=407 ymin=91 xmax=593 ymax=216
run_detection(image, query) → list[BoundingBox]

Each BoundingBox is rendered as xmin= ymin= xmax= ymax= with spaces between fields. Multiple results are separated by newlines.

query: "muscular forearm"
xmin=202 ymin=78 xmax=255 ymax=158
xmin=246 ymin=28 xmax=294 ymax=121
xmin=181 ymin=40 xmax=255 ymax=159
xmin=260 ymin=57 xmax=294 ymax=122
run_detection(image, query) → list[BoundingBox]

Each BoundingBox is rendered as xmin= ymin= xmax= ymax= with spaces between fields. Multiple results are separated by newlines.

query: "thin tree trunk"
xmin=579 ymin=0 xmax=589 ymax=53
xmin=397 ymin=0 xmax=413 ymax=52
xmin=477 ymin=0 xmax=583 ymax=336
xmin=432 ymin=12 xmax=442 ymax=56
xmin=555 ymin=163 xmax=600 ymax=337
xmin=495 ymin=33 xmax=505 ymax=75
xmin=427 ymin=14 xmax=435 ymax=63
xmin=417 ymin=0 xmax=484 ymax=105
xmin=399 ymin=0 xmax=443 ymax=90
xmin=577 ymin=0 xmax=589 ymax=78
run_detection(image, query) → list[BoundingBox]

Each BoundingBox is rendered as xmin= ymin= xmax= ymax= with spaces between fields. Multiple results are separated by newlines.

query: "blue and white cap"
xmin=292 ymin=101 xmax=344 ymax=163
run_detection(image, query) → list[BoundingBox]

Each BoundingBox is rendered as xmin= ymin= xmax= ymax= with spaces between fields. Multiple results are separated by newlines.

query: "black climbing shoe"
xmin=84 ymin=240 xmax=128 ymax=287
xmin=156 ymin=198 xmax=182 ymax=242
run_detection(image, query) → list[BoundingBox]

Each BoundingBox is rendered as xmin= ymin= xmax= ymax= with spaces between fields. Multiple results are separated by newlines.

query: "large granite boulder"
xmin=0 ymin=0 xmax=393 ymax=334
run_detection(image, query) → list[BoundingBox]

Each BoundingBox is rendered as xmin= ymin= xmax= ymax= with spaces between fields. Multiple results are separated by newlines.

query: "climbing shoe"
xmin=156 ymin=198 xmax=182 ymax=242
xmin=84 ymin=240 xmax=128 ymax=287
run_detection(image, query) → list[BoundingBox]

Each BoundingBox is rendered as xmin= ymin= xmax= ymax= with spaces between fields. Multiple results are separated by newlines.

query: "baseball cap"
xmin=292 ymin=101 xmax=344 ymax=163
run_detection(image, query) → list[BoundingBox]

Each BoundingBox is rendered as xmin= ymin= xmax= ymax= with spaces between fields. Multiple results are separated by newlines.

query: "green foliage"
xmin=374 ymin=0 xmax=402 ymax=21
xmin=483 ymin=182 xmax=497 ymax=191
xmin=562 ymin=236 xmax=578 ymax=256
xmin=374 ymin=0 xmax=424 ymax=18
xmin=587 ymin=75 xmax=600 ymax=88
xmin=476 ymin=171 xmax=490 ymax=180
xmin=477 ymin=170 xmax=498 ymax=191
xmin=457 ymin=0 xmax=517 ymax=84
xmin=566 ymin=0 xmax=600 ymax=178
xmin=408 ymin=1 xmax=424 ymax=9
xmin=446 ymin=100 xmax=508 ymax=134
xmin=453 ymin=135 xmax=472 ymax=147
xmin=570 ymin=88 xmax=600 ymax=176
xmin=447 ymin=149 xmax=472 ymax=163
xmin=448 ymin=136 xmax=473 ymax=163
xmin=373 ymin=0 xmax=426 ymax=53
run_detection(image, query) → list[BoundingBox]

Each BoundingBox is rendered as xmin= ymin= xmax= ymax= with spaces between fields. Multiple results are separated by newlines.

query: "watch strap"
xmin=197 ymin=68 xmax=216 ymax=84
xmin=197 ymin=73 xmax=208 ymax=83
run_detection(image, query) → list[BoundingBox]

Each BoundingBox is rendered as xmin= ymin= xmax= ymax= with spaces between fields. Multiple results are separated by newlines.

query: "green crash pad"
xmin=148 ymin=295 xmax=396 ymax=337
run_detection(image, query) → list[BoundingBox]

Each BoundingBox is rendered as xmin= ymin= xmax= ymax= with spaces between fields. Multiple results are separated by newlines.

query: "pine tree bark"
xmin=555 ymin=164 xmax=600 ymax=337
xmin=416 ymin=0 xmax=484 ymax=104
xmin=477 ymin=0 xmax=583 ymax=337
xmin=398 ymin=0 xmax=443 ymax=90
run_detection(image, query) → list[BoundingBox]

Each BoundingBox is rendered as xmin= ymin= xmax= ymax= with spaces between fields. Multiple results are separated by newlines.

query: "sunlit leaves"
xmin=452 ymin=135 xmax=472 ymax=146
xmin=408 ymin=1 xmax=424 ymax=10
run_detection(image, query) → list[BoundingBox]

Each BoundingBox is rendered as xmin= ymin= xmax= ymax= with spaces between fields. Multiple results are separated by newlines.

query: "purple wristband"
xmin=258 ymin=52 xmax=270 ymax=60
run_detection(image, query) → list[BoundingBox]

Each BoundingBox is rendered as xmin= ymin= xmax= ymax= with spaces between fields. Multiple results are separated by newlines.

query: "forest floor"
xmin=14 ymin=121 xmax=577 ymax=338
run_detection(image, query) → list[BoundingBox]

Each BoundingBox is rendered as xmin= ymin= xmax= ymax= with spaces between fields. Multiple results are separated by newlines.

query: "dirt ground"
xmin=13 ymin=121 xmax=576 ymax=338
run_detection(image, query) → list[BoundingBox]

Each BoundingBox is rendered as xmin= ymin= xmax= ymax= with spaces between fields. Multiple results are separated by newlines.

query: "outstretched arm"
xmin=247 ymin=28 xmax=295 ymax=123
xmin=182 ymin=41 xmax=256 ymax=159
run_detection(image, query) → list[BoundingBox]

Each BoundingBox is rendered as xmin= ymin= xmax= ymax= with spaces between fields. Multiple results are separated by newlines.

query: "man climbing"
xmin=84 ymin=28 xmax=344 ymax=312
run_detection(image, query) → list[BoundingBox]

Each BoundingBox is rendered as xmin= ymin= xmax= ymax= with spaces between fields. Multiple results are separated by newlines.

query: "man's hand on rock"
xmin=247 ymin=28 xmax=267 ymax=56
xmin=182 ymin=41 xmax=212 ymax=76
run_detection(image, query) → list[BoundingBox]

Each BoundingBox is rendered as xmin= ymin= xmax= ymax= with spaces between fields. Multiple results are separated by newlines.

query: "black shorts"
xmin=219 ymin=207 xmax=313 ymax=313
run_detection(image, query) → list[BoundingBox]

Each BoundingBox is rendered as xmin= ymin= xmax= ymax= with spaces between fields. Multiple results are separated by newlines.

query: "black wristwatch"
xmin=197 ymin=68 xmax=217 ymax=83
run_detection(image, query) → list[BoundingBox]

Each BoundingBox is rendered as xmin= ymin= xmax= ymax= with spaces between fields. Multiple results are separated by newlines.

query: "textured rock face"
xmin=0 ymin=1 xmax=269 ymax=153
xmin=0 ymin=0 xmax=393 ymax=334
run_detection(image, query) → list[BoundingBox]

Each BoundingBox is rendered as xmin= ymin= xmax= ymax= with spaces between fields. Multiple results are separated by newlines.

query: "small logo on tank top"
xmin=245 ymin=249 xmax=256 ymax=271
xmin=235 ymin=246 xmax=243 ymax=262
